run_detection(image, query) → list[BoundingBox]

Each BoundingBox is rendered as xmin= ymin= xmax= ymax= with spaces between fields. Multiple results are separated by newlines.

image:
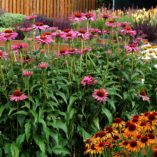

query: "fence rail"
xmin=0 ymin=0 xmax=96 ymax=18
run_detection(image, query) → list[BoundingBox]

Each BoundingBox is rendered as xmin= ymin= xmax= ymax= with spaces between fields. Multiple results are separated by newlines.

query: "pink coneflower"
xmin=70 ymin=12 xmax=86 ymax=23
xmin=102 ymin=30 xmax=110 ymax=35
xmin=124 ymin=43 xmax=139 ymax=53
xmin=0 ymin=30 xmax=18 ymax=41
xmin=60 ymin=30 xmax=77 ymax=41
xmin=33 ymin=22 xmax=49 ymax=30
xmin=9 ymin=90 xmax=28 ymax=102
xmin=85 ymin=12 xmax=96 ymax=21
xmin=20 ymin=27 xmax=33 ymax=32
xmin=81 ymin=75 xmax=97 ymax=86
xmin=35 ymin=34 xmax=52 ymax=45
xmin=12 ymin=43 xmax=29 ymax=53
xmin=101 ymin=13 xmax=112 ymax=20
xmin=26 ymin=15 xmax=37 ymax=20
xmin=92 ymin=88 xmax=108 ymax=102
xmin=105 ymin=20 xmax=115 ymax=27
xmin=0 ymin=50 xmax=8 ymax=60
xmin=38 ymin=62 xmax=49 ymax=69
xmin=119 ymin=25 xmax=137 ymax=37
xmin=140 ymin=90 xmax=150 ymax=101
xmin=23 ymin=70 xmax=33 ymax=77
xmin=89 ymin=28 xmax=101 ymax=38
xmin=59 ymin=48 xmax=70 ymax=56
xmin=77 ymin=29 xmax=90 ymax=40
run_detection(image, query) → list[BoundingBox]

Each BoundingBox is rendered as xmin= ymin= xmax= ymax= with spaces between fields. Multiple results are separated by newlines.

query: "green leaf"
xmin=8 ymin=108 xmax=16 ymax=116
xmin=56 ymin=92 xmax=67 ymax=104
xmin=93 ymin=117 xmax=100 ymax=130
xmin=34 ymin=136 xmax=45 ymax=153
xmin=0 ymin=148 xmax=2 ymax=157
xmin=52 ymin=145 xmax=70 ymax=156
xmin=0 ymin=105 xmax=5 ymax=117
xmin=13 ymin=110 xmax=28 ymax=116
xmin=16 ymin=134 xmax=25 ymax=147
xmin=77 ymin=126 xmax=91 ymax=139
xmin=11 ymin=143 xmax=19 ymax=157
xmin=25 ymin=122 xmax=31 ymax=142
xmin=52 ymin=120 xmax=67 ymax=136
xmin=101 ymin=107 xmax=113 ymax=124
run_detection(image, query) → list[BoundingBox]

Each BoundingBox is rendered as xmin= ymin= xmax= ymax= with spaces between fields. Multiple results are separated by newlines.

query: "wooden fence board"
xmin=0 ymin=0 xmax=96 ymax=18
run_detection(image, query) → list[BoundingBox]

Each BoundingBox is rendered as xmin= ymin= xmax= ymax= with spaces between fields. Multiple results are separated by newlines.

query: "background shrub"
xmin=0 ymin=13 xmax=25 ymax=28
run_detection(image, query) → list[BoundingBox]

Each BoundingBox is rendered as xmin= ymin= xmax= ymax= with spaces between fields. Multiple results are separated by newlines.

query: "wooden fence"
xmin=0 ymin=0 xmax=96 ymax=18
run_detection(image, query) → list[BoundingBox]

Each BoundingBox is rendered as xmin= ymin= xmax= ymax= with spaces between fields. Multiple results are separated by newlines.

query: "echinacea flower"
xmin=140 ymin=90 xmax=150 ymax=101
xmin=124 ymin=43 xmax=139 ymax=53
xmin=81 ymin=75 xmax=97 ymax=86
xmin=38 ymin=62 xmax=49 ymax=69
xmin=9 ymin=90 xmax=28 ymax=102
xmin=92 ymin=88 xmax=108 ymax=102
xmin=33 ymin=22 xmax=49 ymax=30
xmin=12 ymin=43 xmax=29 ymax=53
xmin=0 ymin=30 xmax=18 ymax=41
xmin=101 ymin=13 xmax=112 ymax=20
xmin=35 ymin=34 xmax=52 ymax=45
xmin=26 ymin=15 xmax=37 ymax=20
xmin=58 ymin=48 xmax=70 ymax=56
xmin=70 ymin=12 xmax=86 ymax=23
xmin=23 ymin=70 xmax=33 ymax=77
xmin=84 ymin=12 xmax=96 ymax=21
xmin=77 ymin=29 xmax=90 ymax=40
xmin=60 ymin=30 xmax=77 ymax=41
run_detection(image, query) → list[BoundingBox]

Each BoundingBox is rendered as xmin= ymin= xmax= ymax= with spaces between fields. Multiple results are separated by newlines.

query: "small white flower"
xmin=154 ymin=64 xmax=157 ymax=69
xmin=141 ymin=79 xmax=145 ymax=84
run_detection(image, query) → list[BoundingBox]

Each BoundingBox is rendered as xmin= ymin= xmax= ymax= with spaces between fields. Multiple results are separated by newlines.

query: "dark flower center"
xmin=36 ymin=22 xmax=44 ymax=26
xmin=113 ymin=135 xmax=119 ymax=140
xmin=141 ymin=136 xmax=148 ymax=143
xmin=60 ymin=49 xmax=67 ymax=54
xmin=130 ymin=141 xmax=137 ymax=147
xmin=95 ymin=131 xmax=106 ymax=138
xmin=78 ymin=29 xmax=86 ymax=34
xmin=85 ymin=13 xmax=93 ymax=18
xmin=13 ymin=90 xmax=23 ymax=96
xmin=96 ymin=90 xmax=105 ymax=97
xmin=43 ymin=32 xmax=51 ymax=35
xmin=122 ymin=141 xmax=128 ymax=146
xmin=148 ymin=133 xmax=155 ymax=139
xmin=141 ymin=90 xmax=147 ymax=96
xmin=0 ymin=51 xmax=3 ymax=58
xmin=5 ymin=30 xmax=13 ymax=33
xmin=105 ymin=126 xmax=113 ymax=133
xmin=128 ymin=123 xmax=136 ymax=131
xmin=64 ymin=28 xmax=71 ymax=33
xmin=148 ymin=114 xmax=156 ymax=121
xmin=140 ymin=122 xmax=146 ymax=126
xmin=132 ymin=118 xmax=139 ymax=123
xmin=114 ymin=117 xmax=122 ymax=123
xmin=98 ymin=142 xmax=105 ymax=147
xmin=40 ymin=35 xmax=47 ymax=40
xmin=102 ymin=14 xmax=109 ymax=19
xmin=74 ymin=13 xmax=82 ymax=18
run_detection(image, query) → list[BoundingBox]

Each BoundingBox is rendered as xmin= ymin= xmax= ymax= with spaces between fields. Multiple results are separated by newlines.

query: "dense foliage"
xmin=0 ymin=9 xmax=157 ymax=157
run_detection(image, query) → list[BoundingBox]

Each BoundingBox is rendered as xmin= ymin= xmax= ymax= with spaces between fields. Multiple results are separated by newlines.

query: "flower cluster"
xmin=84 ymin=111 xmax=157 ymax=156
